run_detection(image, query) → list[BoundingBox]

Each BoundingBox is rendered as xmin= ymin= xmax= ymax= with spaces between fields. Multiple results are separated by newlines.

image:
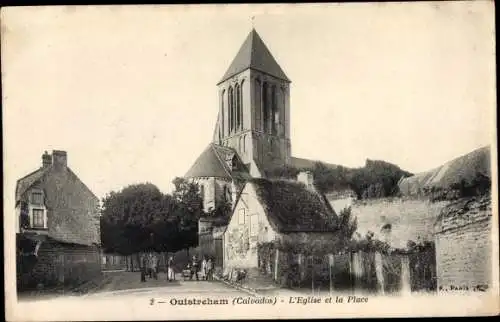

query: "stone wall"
xmin=348 ymin=197 xmax=449 ymax=248
xmin=43 ymin=166 xmax=101 ymax=246
xmin=435 ymin=197 xmax=492 ymax=291
xmin=19 ymin=240 xmax=101 ymax=289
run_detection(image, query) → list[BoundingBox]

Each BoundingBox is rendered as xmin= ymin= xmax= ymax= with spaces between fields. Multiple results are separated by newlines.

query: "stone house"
xmin=15 ymin=150 xmax=101 ymax=289
xmin=434 ymin=195 xmax=492 ymax=292
xmin=222 ymin=173 xmax=339 ymax=284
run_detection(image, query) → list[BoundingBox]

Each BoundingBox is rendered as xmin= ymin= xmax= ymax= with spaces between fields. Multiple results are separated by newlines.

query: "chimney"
xmin=42 ymin=151 xmax=52 ymax=168
xmin=297 ymin=171 xmax=314 ymax=190
xmin=52 ymin=150 xmax=67 ymax=169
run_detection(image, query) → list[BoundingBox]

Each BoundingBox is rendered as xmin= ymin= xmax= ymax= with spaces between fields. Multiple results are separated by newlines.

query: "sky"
xmin=2 ymin=3 xmax=496 ymax=205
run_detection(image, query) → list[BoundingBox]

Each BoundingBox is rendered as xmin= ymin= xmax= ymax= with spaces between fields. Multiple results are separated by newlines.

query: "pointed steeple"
xmin=218 ymin=29 xmax=290 ymax=84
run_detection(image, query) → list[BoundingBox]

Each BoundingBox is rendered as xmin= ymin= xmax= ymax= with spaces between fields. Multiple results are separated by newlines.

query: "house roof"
xmin=185 ymin=143 xmax=252 ymax=180
xmin=218 ymin=29 xmax=290 ymax=84
xmin=15 ymin=153 xmax=100 ymax=247
xmin=250 ymin=178 xmax=338 ymax=233
xmin=15 ymin=168 xmax=49 ymax=203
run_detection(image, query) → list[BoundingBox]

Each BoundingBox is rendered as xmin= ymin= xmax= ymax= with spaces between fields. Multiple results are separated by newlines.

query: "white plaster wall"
xmin=224 ymin=183 xmax=277 ymax=270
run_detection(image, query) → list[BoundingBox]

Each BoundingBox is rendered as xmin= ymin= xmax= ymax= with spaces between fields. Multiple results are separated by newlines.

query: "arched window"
xmin=228 ymin=86 xmax=234 ymax=133
xmin=235 ymin=84 xmax=241 ymax=131
xmin=221 ymin=89 xmax=225 ymax=137
xmin=269 ymin=138 xmax=274 ymax=159
xmin=255 ymin=79 xmax=262 ymax=131
xmin=271 ymin=85 xmax=277 ymax=134
xmin=281 ymin=87 xmax=286 ymax=135
xmin=262 ymin=82 xmax=269 ymax=133
xmin=240 ymin=80 xmax=245 ymax=130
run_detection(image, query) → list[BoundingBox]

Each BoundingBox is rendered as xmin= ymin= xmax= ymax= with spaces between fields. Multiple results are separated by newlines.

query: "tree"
xmin=337 ymin=206 xmax=358 ymax=251
xmin=171 ymin=177 xmax=204 ymax=253
xmin=100 ymin=183 xmax=166 ymax=255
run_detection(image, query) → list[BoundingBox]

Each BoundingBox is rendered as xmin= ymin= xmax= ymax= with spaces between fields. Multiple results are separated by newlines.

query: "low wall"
xmin=19 ymin=240 xmax=101 ymax=289
xmin=102 ymin=253 xmax=127 ymax=271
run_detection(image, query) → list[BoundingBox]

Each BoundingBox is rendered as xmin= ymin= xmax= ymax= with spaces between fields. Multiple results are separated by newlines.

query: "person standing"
xmin=147 ymin=253 xmax=153 ymax=279
xmin=206 ymin=258 xmax=214 ymax=281
xmin=167 ymin=256 xmax=175 ymax=282
xmin=190 ymin=255 xmax=199 ymax=281
xmin=150 ymin=253 xmax=158 ymax=280
xmin=140 ymin=254 xmax=147 ymax=282
xmin=201 ymin=257 xmax=207 ymax=280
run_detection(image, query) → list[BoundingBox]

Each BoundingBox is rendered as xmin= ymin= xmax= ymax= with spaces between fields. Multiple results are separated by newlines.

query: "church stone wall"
xmin=192 ymin=177 xmax=233 ymax=212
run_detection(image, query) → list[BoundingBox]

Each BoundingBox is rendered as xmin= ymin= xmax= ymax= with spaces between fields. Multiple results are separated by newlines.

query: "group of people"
xmin=186 ymin=255 xmax=214 ymax=281
xmin=139 ymin=253 xmax=214 ymax=282
xmin=140 ymin=252 xmax=159 ymax=282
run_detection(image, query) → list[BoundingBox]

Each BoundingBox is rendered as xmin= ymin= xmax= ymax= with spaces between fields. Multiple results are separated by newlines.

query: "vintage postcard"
xmin=2 ymin=2 xmax=498 ymax=320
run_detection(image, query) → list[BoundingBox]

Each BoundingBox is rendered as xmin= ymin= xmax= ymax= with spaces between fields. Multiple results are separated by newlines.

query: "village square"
xmin=6 ymin=6 xmax=494 ymax=314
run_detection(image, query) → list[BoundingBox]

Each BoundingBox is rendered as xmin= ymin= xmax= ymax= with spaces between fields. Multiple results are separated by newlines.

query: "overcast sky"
xmin=2 ymin=3 xmax=495 ymax=204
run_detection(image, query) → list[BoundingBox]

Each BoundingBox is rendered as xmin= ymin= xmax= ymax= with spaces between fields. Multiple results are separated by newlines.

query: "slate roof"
xmin=250 ymin=178 xmax=338 ymax=233
xmin=185 ymin=143 xmax=252 ymax=181
xmin=218 ymin=29 xmax=290 ymax=84
xmin=15 ymin=168 xmax=49 ymax=203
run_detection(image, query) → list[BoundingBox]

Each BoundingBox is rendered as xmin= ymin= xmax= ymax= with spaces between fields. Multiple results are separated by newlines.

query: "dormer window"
xmin=32 ymin=209 xmax=45 ymax=229
xmin=31 ymin=192 xmax=43 ymax=205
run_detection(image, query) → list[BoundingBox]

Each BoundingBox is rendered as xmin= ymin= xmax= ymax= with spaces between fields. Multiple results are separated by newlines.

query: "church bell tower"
xmin=212 ymin=29 xmax=292 ymax=177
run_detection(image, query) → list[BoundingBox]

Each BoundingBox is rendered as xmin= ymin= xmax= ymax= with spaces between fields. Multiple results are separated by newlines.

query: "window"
xmin=250 ymin=214 xmax=259 ymax=236
xmin=31 ymin=192 xmax=43 ymax=205
xmin=255 ymin=79 xmax=262 ymax=131
xmin=238 ymin=208 xmax=245 ymax=225
xmin=32 ymin=209 xmax=45 ymax=229
xmin=235 ymin=84 xmax=241 ymax=130
xmin=240 ymin=80 xmax=244 ymax=130
xmin=271 ymin=85 xmax=277 ymax=134
xmin=199 ymin=184 xmax=205 ymax=201
xmin=262 ymin=82 xmax=269 ymax=132
xmin=228 ymin=86 xmax=234 ymax=133
xmin=221 ymin=89 xmax=225 ymax=136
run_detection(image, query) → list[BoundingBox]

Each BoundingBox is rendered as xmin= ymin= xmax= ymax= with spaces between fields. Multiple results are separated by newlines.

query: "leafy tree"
xmin=337 ymin=207 xmax=358 ymax=250
xmin=171 ymin=177 xmax=204 ymax=252
xmin=100 ymin=183 xmax=166 ymax=255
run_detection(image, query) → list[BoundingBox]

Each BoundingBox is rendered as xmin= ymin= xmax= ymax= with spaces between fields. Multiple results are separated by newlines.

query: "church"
xmin=185 ymin=28 xmax=339 ymax=275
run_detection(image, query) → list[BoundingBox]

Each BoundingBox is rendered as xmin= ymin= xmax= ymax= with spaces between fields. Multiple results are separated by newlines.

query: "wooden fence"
xmin=256 ymin=247 xmax=436 ymax=294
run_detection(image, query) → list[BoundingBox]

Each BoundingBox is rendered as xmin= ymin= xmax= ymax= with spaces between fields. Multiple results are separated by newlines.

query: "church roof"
xmin=218 ymin=29 xmax=290 ymax=84
xmin=185 ymin=143 xmax=251 ymax=180
xmin=291 ymin=157 xmax=339 ymax=170
xmin=250 ymin=178 xmax=338 ymax=233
